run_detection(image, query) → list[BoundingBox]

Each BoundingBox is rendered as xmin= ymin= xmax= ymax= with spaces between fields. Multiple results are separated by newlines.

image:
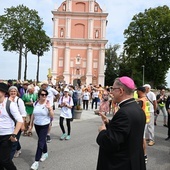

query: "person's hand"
xmin=21 ymin=124 xmax=25 ymax=131
xmin=45 ymin=100 xmax=51 ymax=109
xmin=98 ymin=123 xmax=106 ymax=132
xmin=99 ymin=112 xmax=109 ymax=124
xmin=9 ymin=135 xmax=17 ymax=142
xmin=28 ymin=126 xmax=32 ymax=133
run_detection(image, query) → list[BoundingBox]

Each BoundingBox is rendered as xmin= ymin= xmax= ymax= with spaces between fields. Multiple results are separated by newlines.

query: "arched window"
xmin=60 ymin=28 xmax=64 ymax=37
xmin=76 ymin=54 xmax=81 ymax=64
xmin=95 ymin=30 xmax=99 ymax=38
xmin=94 ymin=5 xmax=98 ymax=12
xmin=76 ymin=69 xmax=80 ymax=75
xmin=63 ymin=4 xmax=66 ymax=11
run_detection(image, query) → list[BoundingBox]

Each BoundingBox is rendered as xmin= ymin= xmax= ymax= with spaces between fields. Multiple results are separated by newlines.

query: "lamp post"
xmin=142 ymin=65 xmax=145 ymax=85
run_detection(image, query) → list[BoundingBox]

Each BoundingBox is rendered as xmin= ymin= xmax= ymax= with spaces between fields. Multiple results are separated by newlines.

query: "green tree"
xmin=119 ymin=52 xmax=143 ymax=86
xmin=123 ymin=5 xmax=170 ymax=87
xmin=28 ymin=29 xmax=51 ymax=82
xmin=0 ymin=5 xmax=43 ymax=80
xmin=104 ymin=44 xmax=121 ymax=86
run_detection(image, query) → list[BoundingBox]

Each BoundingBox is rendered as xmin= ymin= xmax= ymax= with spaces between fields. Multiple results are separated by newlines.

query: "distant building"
xmin=51 ymin=0 xmax=108 ymax=86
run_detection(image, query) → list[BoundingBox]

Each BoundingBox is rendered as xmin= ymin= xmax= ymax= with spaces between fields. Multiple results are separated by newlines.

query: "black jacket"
xmin=96 ymin=98 xmax=146 ymax=170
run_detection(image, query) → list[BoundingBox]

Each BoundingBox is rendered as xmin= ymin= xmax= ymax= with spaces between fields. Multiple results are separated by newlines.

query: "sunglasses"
xmin=40 ymin=93 xmax=47 ymax=96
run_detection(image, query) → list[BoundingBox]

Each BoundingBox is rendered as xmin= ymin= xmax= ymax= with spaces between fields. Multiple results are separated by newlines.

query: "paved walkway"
xmin=13 ymin=107 xmax=170 ymax=170
xmin=52 ymin=106 xmax=101 ymax=126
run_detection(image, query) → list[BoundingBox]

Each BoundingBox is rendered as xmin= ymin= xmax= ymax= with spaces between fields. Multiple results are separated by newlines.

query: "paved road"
xmin=13 ymin=109 xmax=170 ymax=170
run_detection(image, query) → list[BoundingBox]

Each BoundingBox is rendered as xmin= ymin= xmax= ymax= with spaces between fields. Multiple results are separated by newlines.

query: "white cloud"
xmin=0 ymin=0 xmax=170 ymax=85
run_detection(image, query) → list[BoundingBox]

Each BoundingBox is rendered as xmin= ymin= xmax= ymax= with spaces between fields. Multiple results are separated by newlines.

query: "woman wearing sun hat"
xmin=58 ymin=88 xmax=74 ymax=140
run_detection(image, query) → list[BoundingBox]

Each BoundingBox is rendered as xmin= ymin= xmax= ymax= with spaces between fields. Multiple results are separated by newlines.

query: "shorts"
xmin=25 ymin=115 xmax=31 ymax=123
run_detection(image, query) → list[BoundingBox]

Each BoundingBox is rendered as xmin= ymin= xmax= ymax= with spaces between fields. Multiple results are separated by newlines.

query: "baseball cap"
xmin=143 ymin=84 xmax=151 ymax=89
xmin=7 ymin=80 xmax=13 ymax=85
xmin=41 ymin=80 xmax=48 ymax=85
xmin=119 ymin=76 xmax=135 ymax=90
xmin=0 ymin=83 xmax=8 ymax=93
xmin=136 ymin=86 xmax=146 ymax=93
xmin=64 ymin=88 xmax=69 ymax=92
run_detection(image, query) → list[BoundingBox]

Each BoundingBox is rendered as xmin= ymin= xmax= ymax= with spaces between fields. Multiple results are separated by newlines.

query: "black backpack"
xmin=6 ymin=99 xmax=17 ymax=124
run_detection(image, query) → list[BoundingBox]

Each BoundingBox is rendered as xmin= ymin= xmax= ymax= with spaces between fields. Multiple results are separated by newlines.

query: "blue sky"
xmin=0 ymin=0 xmax=170 ymax=86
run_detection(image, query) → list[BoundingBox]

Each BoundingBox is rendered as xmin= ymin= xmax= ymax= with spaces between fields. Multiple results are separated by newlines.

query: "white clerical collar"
xmin=118 ymin=98 xmax=132 ymax=107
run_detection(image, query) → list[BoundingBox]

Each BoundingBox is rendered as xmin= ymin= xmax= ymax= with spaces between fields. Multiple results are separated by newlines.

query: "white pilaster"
xmin=66 ymin=17 xmax=71 ymax=38
xmin=53 ymin=18 xmax=58 ymax=38
xmin=51 ymin=46 xmax=58 ymax=74
xmin=98 ymin=48 xmax=105 ymax=86
xmin=86 ymin=46 xmax=93 ymax=84
xmin=66 ymin=0 xmax=72 ymax=12
xmin=63 ymin=47 xmax=70 ymax=83
xmin=89 ymin=0 xmax=94 ymax=12
xmin=101 ymin=19 xmax=106 ymax=40
xmin=88 ymin=19 xmax=93 ymax=39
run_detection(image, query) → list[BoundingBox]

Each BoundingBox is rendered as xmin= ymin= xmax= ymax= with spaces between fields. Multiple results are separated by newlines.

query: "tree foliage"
xmin=104 ymin=44 xmax=121 ymax=86
xmin=123 ymin=5 xmax=170 ymax=87
xmin=0 ymin=5 xmax=49 ymax=80
xmin=28 ymin=29 xmax=51 ymax=82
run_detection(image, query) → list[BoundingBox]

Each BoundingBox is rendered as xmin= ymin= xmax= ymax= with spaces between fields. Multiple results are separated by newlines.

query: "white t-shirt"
xmin=33 ymin=102 xmax=50 ymax=125
xmin=46 ymin=86 xmax=59 ymax=107
xmin=58 ymin=96 xmax=74 ymax=118
xmin=92 ymin=91 xmax=99 ymax=98
xmin=0 ymin=98 xmax=23 ymax=135
xmin=34 ymin=85 xmax=40 ymax=94
xmin=82 ymin=92 xmax=90 ymax=100
xmin=146 ymin=91 xmax=156 ymax=112
xmin=14 ymin=96 xmax=27 ymax=117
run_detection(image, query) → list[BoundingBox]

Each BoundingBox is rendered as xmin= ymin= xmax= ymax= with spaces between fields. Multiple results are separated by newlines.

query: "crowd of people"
xmin=0 ymin=78 xmax=169 ymax=170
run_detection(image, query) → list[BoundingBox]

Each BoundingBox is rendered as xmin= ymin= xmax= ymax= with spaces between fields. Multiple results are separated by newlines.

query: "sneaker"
xmin=65 ymin=135 xmax=71 ymax=140
xmin=144 ymin=155 xmax=148 ymax=164
xmin=30 ymin=161 xmax=39 ymax=170
xmin=163 ymin=124 xmax=168 ymax=127
xmin=148 ymin=140 xmax=155 ymax=146
xmin=46 ymin=135 xmax=51 ymax=143
xmin=145 ymin=138 xmax=150 ymax=142
xmin=165 ymin=137 xmax=170 ymax=141
xmin=40 ymin=153 xmax=48 ymax=162
xmin=14 ymin=149 xmax=21 ymax=158
xmin=60 ymin=133 xmax=67 ymax=140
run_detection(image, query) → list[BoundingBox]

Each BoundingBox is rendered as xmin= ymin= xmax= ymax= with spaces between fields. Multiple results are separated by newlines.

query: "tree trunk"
xmin=24 ymin=49 xmax=28 ymax=81
xmin=36 ymin=54 xmax=40 ymax=83
xmin=18 ymin=46 xmax=22 ymax=80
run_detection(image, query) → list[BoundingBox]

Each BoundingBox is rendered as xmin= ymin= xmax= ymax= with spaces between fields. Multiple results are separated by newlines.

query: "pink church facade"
xmin=51 ymin=0 xmax=108 ymax=86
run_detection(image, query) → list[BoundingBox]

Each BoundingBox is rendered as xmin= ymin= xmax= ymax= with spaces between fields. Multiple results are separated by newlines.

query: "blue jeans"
xmin=92 ymin=97 xmax=99 ymax=109
xmin=155 ymin=105 xmax=168 ymax=124
xmin=34 ymin=124 xmax=49 ymax=161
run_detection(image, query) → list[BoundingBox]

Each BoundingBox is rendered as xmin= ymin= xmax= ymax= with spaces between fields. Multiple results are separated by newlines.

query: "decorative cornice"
xmin=52 ymin=11 xmax=108 ymax=17
xmin=51 ymin=38 xmax=108 ymax=45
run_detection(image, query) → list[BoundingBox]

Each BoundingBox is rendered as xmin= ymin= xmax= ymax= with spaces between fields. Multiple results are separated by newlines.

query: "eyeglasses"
xmin=40 ymin=94 xmax=47 ymax=96
xmin=111 ymin=87 xmax=121 ymax=91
